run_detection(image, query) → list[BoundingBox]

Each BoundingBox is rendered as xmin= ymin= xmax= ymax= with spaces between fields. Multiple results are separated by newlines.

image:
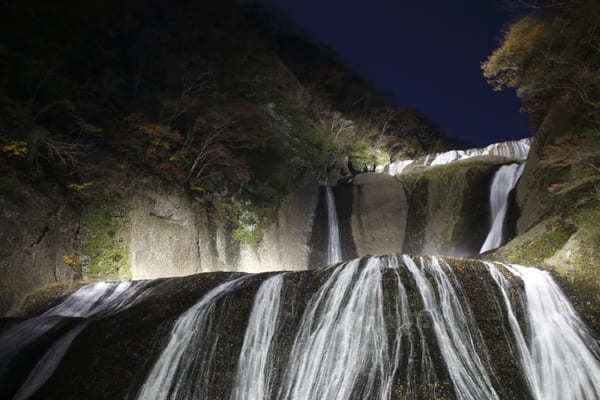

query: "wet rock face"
xmin=11 ymin=256 xmax=588 ymax=400
xmin=0 ymin=177 xmax=81 ymax=316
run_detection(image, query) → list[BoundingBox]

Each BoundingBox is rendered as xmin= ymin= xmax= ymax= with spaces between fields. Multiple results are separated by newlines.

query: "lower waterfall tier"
xmin=2 ymin=255 xmax=599 ymax=400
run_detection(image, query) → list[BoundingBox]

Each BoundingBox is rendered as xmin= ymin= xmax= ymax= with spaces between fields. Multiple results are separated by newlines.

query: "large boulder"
xmin=398 ymin=159 xmax=500 ymax=257
xmin=350 ymin=173 xmax=408 ymax=256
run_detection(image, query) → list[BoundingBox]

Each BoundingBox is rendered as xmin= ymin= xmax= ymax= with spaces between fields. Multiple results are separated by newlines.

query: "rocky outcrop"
xmin=398 ymin=160 xmax=501 ymax=257
xmin=350 ymin=174 xmax=408 ymax=256
xmin=237 ymin=173 xmax=320 ymax=272
xmin=127 ymin=178 xmax=202 ymax=279
xmin=309 ymin=160 xmax=509 ymax=263
xmin=127 ymin=173 xmax=320 ymax=276
xmin=308 ymin=174 xmax=407 ymax=266
xmin=514 ymin=135 xmax=556 ymax=234
xmin=0 ymin=170 xmax=321 ymax=316
xmin=0 ymin=174 xmax=81 ymax=316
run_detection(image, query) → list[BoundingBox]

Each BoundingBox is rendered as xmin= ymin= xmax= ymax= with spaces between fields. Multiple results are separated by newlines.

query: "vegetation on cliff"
xmin=0 ymin=0 xmax=454 ymax=259
xmin=483 ymin=0 xmax=600 ymax=182
xmin=483 ymin=0 xmax=600 ymax=326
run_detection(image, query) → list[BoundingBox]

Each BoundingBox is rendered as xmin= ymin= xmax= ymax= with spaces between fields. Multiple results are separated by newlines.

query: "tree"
xmin=482 ymin=1 xmax=600 ymax=129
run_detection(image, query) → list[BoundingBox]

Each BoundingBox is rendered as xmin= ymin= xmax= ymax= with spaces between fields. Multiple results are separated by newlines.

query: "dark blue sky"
xmin=260 ymin=0 xmax=532 ymax=146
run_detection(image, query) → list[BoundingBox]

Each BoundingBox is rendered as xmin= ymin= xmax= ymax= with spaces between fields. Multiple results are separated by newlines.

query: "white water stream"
xmin=325 ymin=186 xmax=342 ymax=265
xmin=136 ymin=275 xmax=250 ymax=400
xmin=403 ymin=256 xmax=500 ymax=400
xmin=231 ymin=274 xmax=285 ymax=400
xmin=278 ymin=257 xmax=407 ymax=400
xmin=1 ymin=281 xmax=154 ymax=400
xmin=6 ymin=254 xmax=600 ymax=400
xmin=487 ymin=262 xmax=600 ymax=400
xmin=480 ymin=163 xmax=525 ymax=253
xmin=385 ymin=137 xmax=531 ymax=176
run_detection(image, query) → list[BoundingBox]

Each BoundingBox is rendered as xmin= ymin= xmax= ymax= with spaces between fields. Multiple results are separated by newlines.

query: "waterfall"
xmin=278 ymin=257 xmax=407 ymax=400
xmin=403 ymin=256 xmax=500 ymax=400
xmin=0 ymin=281 xmax=154 ymax=400
xmin=136 ymin=275 xmax=250 ymax=400
xmin=381 ymin=137 xmax=531 ymax=175
xmin=231 ymin=274 xmax=285 ymax=400
xmin=325 ymin=186 xmax=342 ymax=265
xmin=480 ymin=163 xmax=525 ymax=253
xmin=387 ymin=159 xmax=413 ymax=176
xmin=5 ymin=255 xmax=600 ymax=400
xmin=487 ymin=262 xmax=600 ymax=399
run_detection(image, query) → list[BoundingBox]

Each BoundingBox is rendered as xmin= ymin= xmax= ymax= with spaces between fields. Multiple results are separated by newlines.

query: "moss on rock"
xmin=399 ymin=159 xmax=503 ymax=257
xmin=81 ymin=201 xmax=131 ymax=281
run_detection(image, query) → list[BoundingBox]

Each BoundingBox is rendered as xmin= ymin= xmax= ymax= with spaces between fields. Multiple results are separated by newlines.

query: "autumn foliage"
xmin=482 ymin=0 xmax=600 ymax=129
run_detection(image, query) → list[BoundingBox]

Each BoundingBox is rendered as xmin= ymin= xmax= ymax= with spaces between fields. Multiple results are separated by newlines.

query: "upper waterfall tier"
xmin=4 ymin=255 xmax=600 ymax=400
xmin=383 ymin=137 xmax=532 ymax=176
xmin=480 ymin=163 xmax=526 ymax=253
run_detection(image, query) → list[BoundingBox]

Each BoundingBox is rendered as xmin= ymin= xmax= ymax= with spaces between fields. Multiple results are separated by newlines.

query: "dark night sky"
xmin=259 ymin=0 xmax=533 ymax=147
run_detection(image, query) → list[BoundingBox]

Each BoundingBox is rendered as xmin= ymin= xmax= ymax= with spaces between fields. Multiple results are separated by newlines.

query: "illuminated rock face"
xmin=127 ymin=182 xmax=202 ymax=280
xmin=4 ymin=255 xmax=600 ymax=400
xmin=0 ymin=181 xmax=81 ymax=317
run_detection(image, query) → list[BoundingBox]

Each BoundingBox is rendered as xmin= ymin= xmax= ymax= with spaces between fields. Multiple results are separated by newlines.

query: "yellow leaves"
xmin=135 ymin=122 xmax=183 ymax=141
xmin=2 ymin=140 xmax=28 ymax=157
xmin=67 ymin=181 xmax=93 ymax=191
xmin=190 ymin=185 xmax=205 ymax=192
xmin=63 ymin=251 xmax=81 ymax=272
xmin=482 ymin=16 xmax=551 ymax=91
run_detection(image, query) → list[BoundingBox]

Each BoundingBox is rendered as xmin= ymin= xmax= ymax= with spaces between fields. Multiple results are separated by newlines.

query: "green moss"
xmin=212 ymin=198 xmax=268 ymax=250
xmin=232 ymin=227 xmax=263 ymax=250
xmin=81 ymin=202 xmax=130 ymax=281
xmin=508 ymin=223 xmax=573 ymax=266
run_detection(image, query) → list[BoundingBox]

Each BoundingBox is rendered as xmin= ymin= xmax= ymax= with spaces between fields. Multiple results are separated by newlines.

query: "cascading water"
xmin=480 ymin=163 xmax=525 ymax=253
xmin=382 ymin=137 xmax=531 ymax=175
xmin=277 ymin=257 xmax=407 ymax=399
xmin=231 ymin=274 xmax=285 ymax=400
xmin=4 ymin=255 xmax=600 ymax=400
xmin=136 ymin=275 xmax=250 ymax=400
xmin=403 ymin=256 xmax=499 ymax=400
xmin=486 ymin=262 xmax=600 ymax=399
xmin=0 ymin=280 xmax=155 ymax=400
xmin=325 ymin=186 xmax=342 ymax=265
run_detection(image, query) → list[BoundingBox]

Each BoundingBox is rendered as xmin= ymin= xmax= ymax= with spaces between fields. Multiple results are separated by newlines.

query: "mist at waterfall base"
xmin=3 ymin=256 xmax=600 ymax=399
